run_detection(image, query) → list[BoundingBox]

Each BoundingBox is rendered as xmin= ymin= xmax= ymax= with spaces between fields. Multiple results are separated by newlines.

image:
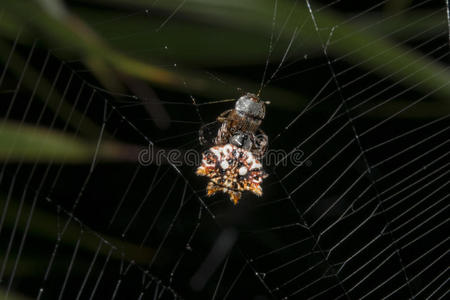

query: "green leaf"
xmin=0 ymin=192 xmax=156 ymax=264
xmin=0 ymin=121 xmax=134 ymax=163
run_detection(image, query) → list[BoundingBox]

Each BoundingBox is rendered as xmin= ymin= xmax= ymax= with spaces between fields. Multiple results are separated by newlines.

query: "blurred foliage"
xmin=1 ymin=0 xmax=449 ymax=105
xmin=0 ymin=289 xmax=31 ymax=300
xmin=0 ymin=195 xmax=156 ymax=265
xmin=0 ymin=0 xmax=447 ymax=159
xmin=0 ymin=0 xmax=448 ymax=162
xmin=0 ymin=120 xmax=140 ymax=162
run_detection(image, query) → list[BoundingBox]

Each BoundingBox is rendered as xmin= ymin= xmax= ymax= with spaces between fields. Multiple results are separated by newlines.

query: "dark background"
xmin=0 ymin=0 xmax=448 ymax=299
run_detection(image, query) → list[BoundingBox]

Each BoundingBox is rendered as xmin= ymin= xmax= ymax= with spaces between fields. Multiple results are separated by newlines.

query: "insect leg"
xmin=199 ymin=120 xmax=219 ymax=146
xmin=216 ymin=109 xmax=233 ymax=123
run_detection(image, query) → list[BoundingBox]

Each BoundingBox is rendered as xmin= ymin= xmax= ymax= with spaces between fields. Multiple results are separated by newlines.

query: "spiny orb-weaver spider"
xmin=197 ymin=93 xmax=269 ymax=205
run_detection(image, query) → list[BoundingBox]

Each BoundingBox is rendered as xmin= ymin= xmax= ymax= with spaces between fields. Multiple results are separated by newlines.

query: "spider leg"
xmin=253 ymin=129 xmax=268 ymax=157
xmin=216 ymin=109 xmax=233 ymax=123
xmin=213 ymin=110 xmax=235 ymax=145
xmin=215 ymin=122 xmax=232 ymax=145
xmin=199 ymin=110 xmax=234 ymax=146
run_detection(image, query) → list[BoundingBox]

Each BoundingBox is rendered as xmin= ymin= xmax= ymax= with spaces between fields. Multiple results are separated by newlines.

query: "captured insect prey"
xmin=197 ymin=93 xmax=269 ymax=204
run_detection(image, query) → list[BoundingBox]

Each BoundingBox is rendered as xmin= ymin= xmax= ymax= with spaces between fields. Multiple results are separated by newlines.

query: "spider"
xmin=196 ymin=93 xmax=269 ymax=204
xmin=199 ymin=93 xmax=269 ymax=158
xmin=196 ymin=144 xmax=268 ymax=204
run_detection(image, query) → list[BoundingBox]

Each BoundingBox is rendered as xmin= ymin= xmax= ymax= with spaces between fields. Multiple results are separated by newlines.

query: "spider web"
xmin=0 ymin=0 xmax=449 ymax=299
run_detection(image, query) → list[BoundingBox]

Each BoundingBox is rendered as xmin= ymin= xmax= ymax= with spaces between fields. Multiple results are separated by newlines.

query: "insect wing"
xmin=199 ymin=120 xmax=221 ymax=148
